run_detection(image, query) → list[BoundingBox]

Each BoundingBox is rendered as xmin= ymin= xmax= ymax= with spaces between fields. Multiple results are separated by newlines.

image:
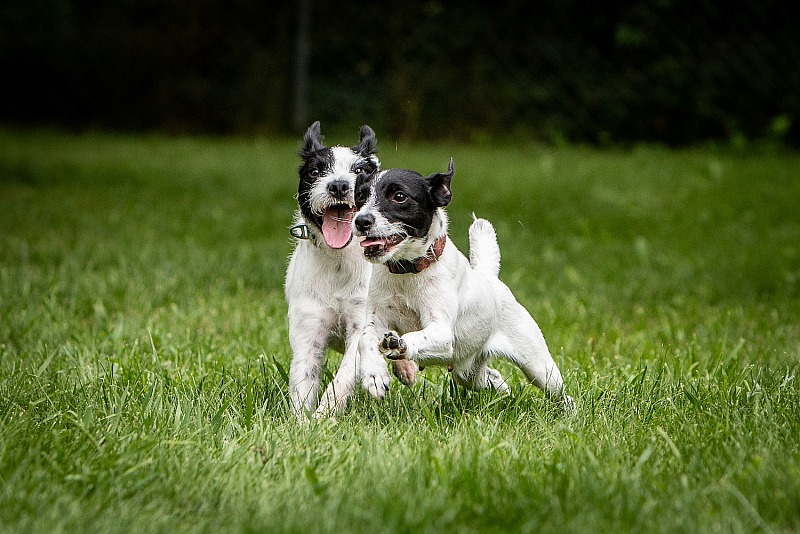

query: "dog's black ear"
xmin=352 ymin=124 xmax=377 ymax=156
xmin=300 ymin=121 xmax=325 ymax=158
xmin=426 ymin=157 xmax=454 ymax=207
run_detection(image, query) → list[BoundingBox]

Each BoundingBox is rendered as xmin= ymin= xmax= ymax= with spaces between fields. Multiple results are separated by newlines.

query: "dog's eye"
xmin=392 ymin=191 xmax=408 ymax=203
xmin=354 ymin=163 xmax=372 ymax=176
xmin=309 ymin=168 xmax=320 ymax=178
xmin=355 ymin=189 xmax=367 ymax=204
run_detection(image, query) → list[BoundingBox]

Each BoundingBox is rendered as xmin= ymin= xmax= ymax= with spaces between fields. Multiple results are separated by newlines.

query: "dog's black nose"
xmin=354 ymin=213 xmax=374 ymax=233
xmin=327 ymin=180 xmax=350 ymax=200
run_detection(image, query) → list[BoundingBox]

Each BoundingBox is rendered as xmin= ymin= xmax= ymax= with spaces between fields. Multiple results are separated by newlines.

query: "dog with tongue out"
xmin=285 ymin=121 xmax=392 ymax=418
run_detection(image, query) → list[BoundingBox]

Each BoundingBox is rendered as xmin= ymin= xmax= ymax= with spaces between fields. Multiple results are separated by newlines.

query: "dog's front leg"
xmin=287 ymin=305 xmax=334 ymax=418
xmin=315 ymin=337 xmax=358 ymax=418
xmin=315 ymin=305 xmax=366 ymax=418
xmin=358 ymin=320 xmax=392 ymax=399
xmin=380 ymin=317 xmax=454 ymax=365
xmin=375 ymin=330 xmax=418 ymax=385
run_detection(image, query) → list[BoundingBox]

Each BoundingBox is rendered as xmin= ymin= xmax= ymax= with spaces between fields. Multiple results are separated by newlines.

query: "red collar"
xmin=387 ymin=235 xmax=447 ymax=274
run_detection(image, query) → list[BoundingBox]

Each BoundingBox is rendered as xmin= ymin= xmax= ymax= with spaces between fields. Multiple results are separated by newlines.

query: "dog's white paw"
xmin=379 ymin=331 xmax=407 ymax=360
xmin=486 ymin=366 xmax=510 ymax=394
xmin=362 ymin=366 xmax=391 ymax=399
xmin=391 ymin=359 xmax=418 ymax=387
xmin=314 ymin=393 xmax=342 ymax=419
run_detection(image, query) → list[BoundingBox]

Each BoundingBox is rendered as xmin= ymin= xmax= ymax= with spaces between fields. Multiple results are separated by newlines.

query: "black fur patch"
xmin=296 ymin=121 xmax=378 ymax=230
xmin=297 ymin=147 xmax=334 ymax=228
xmin=351 ymin=124 xmax=377 ymax=157
xmin=358 ymin=159 xmax=454 ymax=238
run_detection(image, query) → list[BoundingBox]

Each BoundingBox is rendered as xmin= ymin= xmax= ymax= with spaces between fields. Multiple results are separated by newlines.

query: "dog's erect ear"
xmin=300 ymin=121 xmax=325 ymax=158
xmin=352 ymin=125 xmax=377 ymax=157
xmin=426 ymin=157 xmax=454 ymax=207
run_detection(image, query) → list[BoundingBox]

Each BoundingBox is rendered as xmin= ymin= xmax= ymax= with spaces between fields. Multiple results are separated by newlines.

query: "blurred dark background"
xmin=1 ymin=0 xmax=798 ymax=146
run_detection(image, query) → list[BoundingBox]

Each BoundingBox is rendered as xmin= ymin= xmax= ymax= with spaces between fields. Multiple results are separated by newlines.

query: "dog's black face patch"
xmin=358 ymin=159 xmax=453 ymax=238
xmin=296 ymin=122 xmax=379 ymax=240
xmin=370 ymin=169 xmax=437 ymax=238
xmin=298 ymin=147 xmax=334 ymax=227
xmin=354 ymin=159 xmax=454 ymax=262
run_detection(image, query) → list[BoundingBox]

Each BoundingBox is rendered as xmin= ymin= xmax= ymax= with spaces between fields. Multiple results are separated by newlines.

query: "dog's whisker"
xmin=289 ymin=122 xmax=386 ymax=419
xmin=355 ymin=161 xmax=573 ymax=411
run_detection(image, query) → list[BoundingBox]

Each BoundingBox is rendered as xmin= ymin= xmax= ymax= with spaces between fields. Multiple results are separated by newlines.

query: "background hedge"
xmin=2 ymin=0 xmax=797 ymax=145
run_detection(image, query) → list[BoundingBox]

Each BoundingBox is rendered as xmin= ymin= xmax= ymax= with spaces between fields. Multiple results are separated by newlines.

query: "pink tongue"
xmin=360 ymin=238 xmax=387 ymax=248
xmin=322 ymin=207 xmax=354 ymax=249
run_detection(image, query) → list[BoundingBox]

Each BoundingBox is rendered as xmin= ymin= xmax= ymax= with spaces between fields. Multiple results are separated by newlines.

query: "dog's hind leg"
xmin=483 ymin=366 xmax=510 ymax=393
xmin=488 ymin=305 xmax=575 ymax=411
xmin=452 ymin=356 xmax=510 ymax=394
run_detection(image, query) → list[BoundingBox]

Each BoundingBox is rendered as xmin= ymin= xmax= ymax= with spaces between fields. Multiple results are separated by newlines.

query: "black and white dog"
xmin=352 ymin=159 xmax=575 ymax=410
xmin=285 ymin=122 xmax=391 ymax=418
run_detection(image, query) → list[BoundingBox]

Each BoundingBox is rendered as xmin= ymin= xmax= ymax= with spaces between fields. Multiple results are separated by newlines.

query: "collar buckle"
xmin=290 ymin=224 xmax=311 ymax=240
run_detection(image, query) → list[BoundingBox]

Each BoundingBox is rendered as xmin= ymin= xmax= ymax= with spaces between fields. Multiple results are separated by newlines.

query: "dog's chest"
xmin=373 ymin=276 xmax=433 ymax=333
xmin=286 ymin=241 xmax=370 ymax=308
xmin=380 ymin=293 xmax=420 ymax=333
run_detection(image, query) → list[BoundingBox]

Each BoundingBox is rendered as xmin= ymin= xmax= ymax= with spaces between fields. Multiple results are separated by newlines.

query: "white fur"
xmin=286 ymin=146 xmax=391 ymax=419
xmin=307 ymin=147 xmax=366 ymax=216
xmin=359 ymin=210 xmax=575 ymax=409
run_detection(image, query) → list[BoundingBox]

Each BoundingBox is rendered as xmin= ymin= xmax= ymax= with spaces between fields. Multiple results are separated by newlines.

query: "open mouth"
xmin=321 ymin=204 xmax=355 ymax=249
xmin=359 ymin=234 xmax=405 ymax=259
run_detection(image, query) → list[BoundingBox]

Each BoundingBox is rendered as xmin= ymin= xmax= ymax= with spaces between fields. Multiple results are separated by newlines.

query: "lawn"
xmin=1 ymin=129 xmax=799 ymax=533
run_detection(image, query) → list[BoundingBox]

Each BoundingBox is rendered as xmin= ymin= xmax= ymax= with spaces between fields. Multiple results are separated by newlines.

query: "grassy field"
xmin=1 ymin=128 xmax=799 ymax=533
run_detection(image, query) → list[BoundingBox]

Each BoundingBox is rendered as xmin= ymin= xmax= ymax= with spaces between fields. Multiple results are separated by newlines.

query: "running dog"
xmin=285 ymin=121 xmax=391 ymax=418
xmin=352 ymin=159 xmax=575 ymax=410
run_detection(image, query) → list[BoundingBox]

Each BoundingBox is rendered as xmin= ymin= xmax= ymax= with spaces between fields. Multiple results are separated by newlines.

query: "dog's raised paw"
xmin=391 ymin=359 xmax=418 ymax=387
xmin=379 ymin=331 xmax=407 ymax=360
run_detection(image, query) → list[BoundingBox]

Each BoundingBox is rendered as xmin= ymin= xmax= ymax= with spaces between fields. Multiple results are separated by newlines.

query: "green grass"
xmin=1 ymin=128 xmax=799 ymax=533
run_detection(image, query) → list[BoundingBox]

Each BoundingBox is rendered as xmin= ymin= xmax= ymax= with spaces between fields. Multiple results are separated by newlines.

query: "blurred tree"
xmin=292 ymin=0 xmax=310 ymax=131
xmin=0 ymin=0 xmax=796 ymax=145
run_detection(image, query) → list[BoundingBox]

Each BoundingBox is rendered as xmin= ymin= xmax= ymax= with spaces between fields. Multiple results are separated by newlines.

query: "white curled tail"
xmin=468 ymin=214 xmax=501 ymax=278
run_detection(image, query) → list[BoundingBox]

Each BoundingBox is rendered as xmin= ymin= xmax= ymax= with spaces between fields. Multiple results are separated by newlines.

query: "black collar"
xmin=387 ymin=235 xmax=447 ymax=275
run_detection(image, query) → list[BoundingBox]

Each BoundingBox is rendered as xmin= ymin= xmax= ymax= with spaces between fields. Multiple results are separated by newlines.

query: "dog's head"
xmin=353 ymin=158 xmax=453 ymax=263
xmin=297 ymin=121 xmax=379 ymax=249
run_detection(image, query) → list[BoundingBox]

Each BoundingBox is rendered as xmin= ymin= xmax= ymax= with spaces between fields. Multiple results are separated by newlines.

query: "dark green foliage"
xmin=1 ymin=1 xmax=798 ymax=145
